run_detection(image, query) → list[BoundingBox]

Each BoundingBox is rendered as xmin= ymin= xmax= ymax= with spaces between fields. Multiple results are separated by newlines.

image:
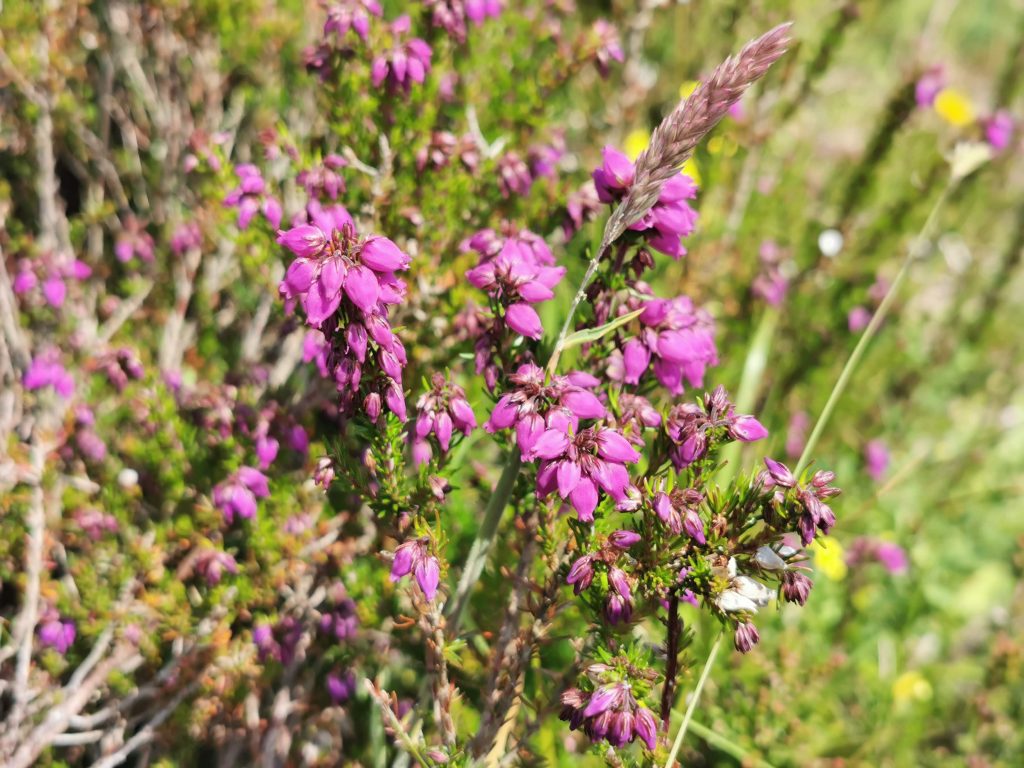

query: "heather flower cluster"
xmin=224 ymin=163 xmax=283 ymax=230
xmin=371 ymin=16 xmax=433 ymax=92
xmin=279 ymin=220 xmax=411 ymax=421
xmin=465 ymin=231 xmax=566 ymax=340
xmin=593 ymin=145 xmax=699 ymax=259
xmin=607 ymin=291 xmax=718 ymax=394
xmin=412 ymin=373 xmax=477 ymax=465
xmin=665 ymin=385 xmax=768 ymax=467
xmin=759 ymin=458 xmax=841 ymax=544
xmin=559 ymin=670 xmax=658 ymax=751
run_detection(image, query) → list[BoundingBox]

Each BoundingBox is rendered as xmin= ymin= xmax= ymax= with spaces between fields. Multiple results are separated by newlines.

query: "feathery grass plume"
xmin=603 ymin=22 xmax=793 ymax=247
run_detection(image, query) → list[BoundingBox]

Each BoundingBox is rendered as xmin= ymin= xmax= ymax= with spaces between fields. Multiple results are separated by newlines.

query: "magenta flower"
xmin=864 ymin=439 xmax=889 ymax=482
xmin=559 ymin=682 xmax=658 ymax=751
xmin=223 ymin=164 xmax=281 ymax=230
xmin=170 ymin=221 xmax=202 ymax=256
xmin=607 ymin=293 xmax=717 ymax=394
xmin=485 ymin=363 xmax=605 ymax=459
xmin=846 ymin=537 xmax=908 ymax=575
xmin=593 ymin=146 xmax=699 ymax=259
xmin=758 ymin=458 xmax=841 ymax=545
xmin=324 ymin=0 xmax=381 ymax=42
xmin=279 ymin=221 xmax=411 ymax=422
xmin=590 ymin=20 xmax=624 ymax=78
xmin=785 ymin=410 xmax=810 ymax=459
xmin=465 ymin=230 xmax=564 ymax=341
xmin=533 ymin=426 xmax=640 ymax=521
xmin=213 ymin=466 xmax=270 ymax=524
xmin=664 ymin=386 xmax=767 ymax=469
xmin=413 ymin=373 xmax=477 ymax=464
xmin=38 ymin=613 xmax=76 ymax=654
xmin=327 ymin=670 xmax=357 ymax=704
xmin=733 ymin=621 xmax=760 ymax=653
xmin=496 ymin=151 xmax=533 ymax=198
xmin=371 ymin=16 xmax=432 ymax=92
xmin=390 ymin=538 xmax=440 ymax=600
xmin=848 ymin=305 xmax=871 ymax=332
xmin=915 ymin=67 xmax=944 ymax=107
xmin=23 ymin=348 xmax=74 ymax=398
xmin=194 ymin=549 xmax=239 ymax=586
xmin=984 ymin=109 xmax=1014 ymax=152
xmin=423 ymin=0 xmax=500 ymax=42
xmin=652 ymin=488 xmax=706 ymax=542
xmin=115 ymin=216 xmax=155 ymax=263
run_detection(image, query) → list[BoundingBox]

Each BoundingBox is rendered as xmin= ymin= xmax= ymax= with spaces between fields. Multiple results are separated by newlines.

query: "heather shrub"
xmin=1 ymin=1 xmax=1022 ymax=767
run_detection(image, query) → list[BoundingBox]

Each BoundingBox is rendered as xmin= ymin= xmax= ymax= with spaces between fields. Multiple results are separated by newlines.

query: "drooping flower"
xmin=532 ymin=426 xmax=640 ymax=521
xmin=223 ymin=164 xmax=282 ymax=230
xmin=413 ymin=373 xmax=477 ymax=464
xmin=559 ymin=681 xmax=658 ymax=751
xmin=194 ymin=549 xmax=239 ymax=586
xmin=607 ymin=292 xmax=718 ymax=395
xmin=371 ymin=16 xmax=432 ymax=92
xmin=915 ymin=67 xmax=945 ymax=107
xmin=422 ymin=0 xmax=501 ymax=43
xmin=38 ymin=612 xmax=76 ymax=654
xmin=390 ymin=538 xmax=441 ymax=600
xmin=715 ymin=557 xmax=774 ymax=614
xmin=115 ymin=215 xmax=155 ymax=263
xmin=327 ymin=670 xmax=358 ymax=704
xmin=589 ymin=20 xmax=624 ymax=79
xmin=651 ymin=488 xmax=705 ymax=542
xmin=213 ymin=466 xmax=270 ymax=524
xmin=278 ymin=220 xmax=411 ymax=422
xmin=485 ymin=362 xmax=605 ymax=458
xmin=465 ymin=236 xmax=565 ymax=340
xmin=323 ymin=0 xmax=381 ymax=42
xmin=984 ymin=109 xmax=1014 ymax=152
xmin=664 ymin=386 xmax=767 ymax=469
xmin=758 ymin=458 xmax=841 ymax=545
xmin=733 ymin=621 xmax=760 ymax=653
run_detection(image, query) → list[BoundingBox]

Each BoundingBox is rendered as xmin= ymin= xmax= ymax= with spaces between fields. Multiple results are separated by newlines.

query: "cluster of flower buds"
xmin=566 ymin=531 xmax=641 ymax=623
xmin=37 ymin=608 xmax=76 ymax=655
xmin=323 ymin=0 xmax=381 ymax=42
xmin=97 ymin=347 xmax=145 ymax=392
xmin=587 ymin=20 xmax=625 ymax=79
xmin=412 ymin=373 xmax=477 ymax=465
xmin=194 ymin=549 xmax=239 ymax=586
xmin=559 ymin=677 xmax=658 ymax=751
xmin=758 ymin=458 xmax=841 ymax=544
xmin=651 ymin=487 xmax=706 ymax=541
xmin=297 ymin=154 xmax=348 ymax=201
xmin=752 ymin=239 xmax=791 ymax=306
xmin=415 ymin=131 xmax=481 ymax=172
xmin=593 ymin=146 xmax=699 ymax=259
xmin=484 ymin=363 xmax=604 ymax=458
xmin=612 ymin=393 xmax=662 ymax=445
xmin=390 ymin=537 xmax=440 ymax=600
xmin=213 ymin=466 xmax=270 ymax=524
xmin=562 ymin=181 xmax=602 ymax=240
xmin=279 ymin=219 xmax=411 ymax=422
xmin=114 ymin=215 xmax=155 ymax=264
xmin=74 ymin=508 xmax=119 ymax=540
xmin=12 ymin=253 xmax=91 ymax=308
xmin=223 ymin=164 xmax=282 ymax=231
xmin=170 ymin=220 xmax=202 ymax=256
xmin=371 ymin=16 xmax=432 ymax=92
xmin=664 ymin=385 xmax=767 ymax=468
xmin=319 ymin=584 xmax=360 ymax=641
xmin=496 ymin=151 xmax=533 ymax=198
xmin=23 ymin=348 xmax=74 ymax=398
xmin=607 ymin=292 xmax=718 ymax=394
xmin=465 ymin=231 xmax=565 ymax=340
xmin=422 ymin=0 xmax=502 ymax=44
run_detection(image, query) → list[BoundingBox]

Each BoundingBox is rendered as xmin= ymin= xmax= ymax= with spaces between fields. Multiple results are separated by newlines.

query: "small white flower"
xmin=717 ymin=589 xmax=760 ymax=613
xmin=732 ymin=575 xmax=774 ymax=607
xmin=117 ymin=468 xmax=139 ymax=489
xmin=754 ymin=545 xmax=787 ymax=572
xmin=818 ymin=229 xmax=844 ymax=258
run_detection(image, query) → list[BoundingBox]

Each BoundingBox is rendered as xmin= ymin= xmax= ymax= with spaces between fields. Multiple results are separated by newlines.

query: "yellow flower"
xmin=934 ymin=88 xmax=975 ymax=127
xmin=892 ymin=671 xmax=932 ymax=705
xmin=624 ymin=129 xmax=649 ymax=161
xmin=707 ymin=135 xmax=739 ymax=158
xmin=811 ymin=538 xmax=847 ymax=582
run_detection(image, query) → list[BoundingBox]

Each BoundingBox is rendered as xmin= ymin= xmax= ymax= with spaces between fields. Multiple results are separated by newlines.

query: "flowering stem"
xmin=446 ymin=446 xmax=521 ymax=634
xmin=664 ymin=631 xmax=724 ymax=768
xmin=795 ymin=180 xmax=955 ymax=476
xmin=448 ymin=236 xmax=616 ymax=635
